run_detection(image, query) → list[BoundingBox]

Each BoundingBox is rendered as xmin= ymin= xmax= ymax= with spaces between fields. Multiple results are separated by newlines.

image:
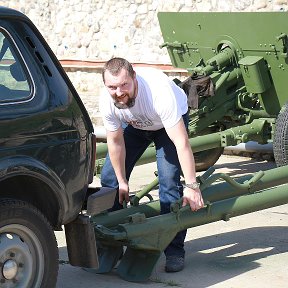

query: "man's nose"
xmin=116 ymin=87 xmax=124 ymax=97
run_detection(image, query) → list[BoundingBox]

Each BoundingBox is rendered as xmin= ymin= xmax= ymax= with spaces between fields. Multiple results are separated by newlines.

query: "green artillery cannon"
xmin=66 ymin=12 xmax=288 ymax=282
xmin=95 ymin=12 xmax=288 ymax=172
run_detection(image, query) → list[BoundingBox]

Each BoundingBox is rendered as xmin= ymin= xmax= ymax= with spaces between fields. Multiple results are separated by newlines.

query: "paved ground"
xmin=56 ymin=155 xmax=288 ymax=288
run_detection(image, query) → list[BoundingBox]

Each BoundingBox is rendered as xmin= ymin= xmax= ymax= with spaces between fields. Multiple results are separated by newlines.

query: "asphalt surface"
xmin=56 ymin=155 xmax=288 ymax=288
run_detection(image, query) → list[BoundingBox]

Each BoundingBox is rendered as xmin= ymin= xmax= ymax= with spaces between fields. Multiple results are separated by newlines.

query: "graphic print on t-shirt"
xmin=123 ymin=113 xmax=153 ymax=129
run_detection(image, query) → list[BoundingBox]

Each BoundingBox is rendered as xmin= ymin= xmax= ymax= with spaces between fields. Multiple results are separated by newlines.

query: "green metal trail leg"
xmin=85 ymin=243 xmax=123 ymax=274
xmin=117 ymin=247 xmax=161 ymax=282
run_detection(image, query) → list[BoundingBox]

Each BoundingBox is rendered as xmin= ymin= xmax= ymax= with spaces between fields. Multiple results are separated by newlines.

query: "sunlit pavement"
xmin=56 ymin=155 xmax=288 ymax=288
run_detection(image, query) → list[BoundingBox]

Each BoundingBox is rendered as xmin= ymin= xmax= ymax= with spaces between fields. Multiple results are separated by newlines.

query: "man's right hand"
xmin=118 ymin=182 xmax=130 ymax=205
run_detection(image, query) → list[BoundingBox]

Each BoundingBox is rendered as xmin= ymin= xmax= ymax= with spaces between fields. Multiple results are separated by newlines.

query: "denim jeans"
xmin=101 ymin=113 xmax=189 ymax=258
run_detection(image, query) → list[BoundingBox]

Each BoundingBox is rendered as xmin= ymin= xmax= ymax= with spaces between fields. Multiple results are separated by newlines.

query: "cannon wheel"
xmin=194 ymin=147 xmax=224 ymax=172
xmin=273 ymin=103 xmax=288 ymax=166
xmin=0 ymin=199 xmax=58 ymax=287
xmin=192 ymin=125 xmax=224 ymax=172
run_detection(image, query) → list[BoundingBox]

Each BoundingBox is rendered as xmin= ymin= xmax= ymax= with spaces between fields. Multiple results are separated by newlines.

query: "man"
xmin=100 ymin=57 xmax=204 ymax=272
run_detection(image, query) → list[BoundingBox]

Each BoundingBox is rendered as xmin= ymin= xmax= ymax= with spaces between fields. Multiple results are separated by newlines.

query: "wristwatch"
xmin=183 ymin=182 xmax=200 ymax=189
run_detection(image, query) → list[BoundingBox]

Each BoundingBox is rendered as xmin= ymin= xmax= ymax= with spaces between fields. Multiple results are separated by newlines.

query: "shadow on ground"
xmin=58 ymin=225 xmax=288 ymax=287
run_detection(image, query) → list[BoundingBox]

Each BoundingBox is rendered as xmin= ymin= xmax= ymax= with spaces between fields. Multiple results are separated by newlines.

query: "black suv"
xmin=0 ymin=6 xmax=96 ymax=287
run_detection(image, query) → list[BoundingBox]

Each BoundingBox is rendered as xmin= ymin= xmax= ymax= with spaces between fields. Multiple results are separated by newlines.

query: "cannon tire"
xmin=273 ymin=103 xmax=288 ymax=166
xmin=194 ymin=147 xmax=224 ymax=171
xmin=0 ymin=199 xmax=58 ymax=288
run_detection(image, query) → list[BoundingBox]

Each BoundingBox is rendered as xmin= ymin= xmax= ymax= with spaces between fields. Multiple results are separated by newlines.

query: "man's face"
xmin=104 ymin=68 xmax=137 ymax=109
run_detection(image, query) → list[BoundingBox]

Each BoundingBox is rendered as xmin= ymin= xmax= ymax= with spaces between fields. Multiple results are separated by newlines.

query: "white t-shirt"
xmin=99 ymin=67 xmax=188 ymax=132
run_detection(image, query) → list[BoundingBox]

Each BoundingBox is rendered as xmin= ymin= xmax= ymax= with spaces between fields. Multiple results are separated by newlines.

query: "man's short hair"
xmin=102 ymin=57 xmax=135 ymax=83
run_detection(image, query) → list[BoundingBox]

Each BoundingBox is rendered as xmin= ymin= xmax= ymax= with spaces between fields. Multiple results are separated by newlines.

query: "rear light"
xmin=88 ymin=133 xmax=97 ymax=184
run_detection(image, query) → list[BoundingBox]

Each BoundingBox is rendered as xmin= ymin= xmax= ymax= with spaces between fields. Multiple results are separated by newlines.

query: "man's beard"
xmin=114 ymin=97 xmax=135 ymax=109
xmin=113 ymin=80 xmax=137 ymax=109
xmin=113 ymin=88 xmax=136 ymax=109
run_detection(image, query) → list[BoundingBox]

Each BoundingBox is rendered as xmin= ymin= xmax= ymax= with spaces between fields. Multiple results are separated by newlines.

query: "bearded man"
xmin=99 ymin=57 xmax=204 ymax=272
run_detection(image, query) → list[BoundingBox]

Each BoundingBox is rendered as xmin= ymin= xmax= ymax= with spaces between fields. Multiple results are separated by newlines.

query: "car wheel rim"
xmin=0 ymin=224 xmax=44 ymax=288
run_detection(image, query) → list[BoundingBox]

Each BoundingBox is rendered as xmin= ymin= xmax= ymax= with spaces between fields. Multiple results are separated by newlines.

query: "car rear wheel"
xmin=0 ymin=199 xmax=58 ymax=288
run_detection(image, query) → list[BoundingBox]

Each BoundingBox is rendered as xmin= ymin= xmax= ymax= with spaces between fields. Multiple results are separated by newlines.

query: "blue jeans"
xmin=101 ymin=113 xmax=189 ymax=258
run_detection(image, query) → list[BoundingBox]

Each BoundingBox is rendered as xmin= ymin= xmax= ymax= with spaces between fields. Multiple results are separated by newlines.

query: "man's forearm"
xmin=106 ymin=133 xmax=130 ymax=204
xmin=107 ymin=133 xmax=127 ymax=185
xmin=177 ymin=144 xmax=198 ymax=184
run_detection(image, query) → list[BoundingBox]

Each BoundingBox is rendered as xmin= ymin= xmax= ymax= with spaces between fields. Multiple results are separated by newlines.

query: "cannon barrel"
xmin=201 ymin=46 xmax=236 ymax=75
xmin=95 ymin=118 xmax=271 ymax=171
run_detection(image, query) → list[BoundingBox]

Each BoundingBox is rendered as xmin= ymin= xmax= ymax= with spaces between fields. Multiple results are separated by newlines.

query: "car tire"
xmin=0 ymin=199 xmax=58 ymax=288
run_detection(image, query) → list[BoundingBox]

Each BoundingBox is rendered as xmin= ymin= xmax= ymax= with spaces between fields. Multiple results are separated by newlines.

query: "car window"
xmin=0 ymin=30 xmax=31 ymax=104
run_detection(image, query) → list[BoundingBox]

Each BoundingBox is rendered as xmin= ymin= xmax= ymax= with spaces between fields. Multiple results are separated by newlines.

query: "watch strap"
xmin=183 ymin=182 xmax=200 ymax=189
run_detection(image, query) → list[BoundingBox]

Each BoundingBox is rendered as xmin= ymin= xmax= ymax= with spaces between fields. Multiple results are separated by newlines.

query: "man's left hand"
xmin=182 ymin=187 xmax=204 ymax=211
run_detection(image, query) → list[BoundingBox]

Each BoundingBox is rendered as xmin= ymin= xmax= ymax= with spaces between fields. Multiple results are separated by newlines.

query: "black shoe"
xmin=165 ymin=256 xmax=184 ymax=272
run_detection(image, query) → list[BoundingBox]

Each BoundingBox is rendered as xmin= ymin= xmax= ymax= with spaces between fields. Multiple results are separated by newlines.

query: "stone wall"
xmin=1 ymin=0 xmax=288 ymax=125
xmin=2 ymin=0 xmax=288 ymax=64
